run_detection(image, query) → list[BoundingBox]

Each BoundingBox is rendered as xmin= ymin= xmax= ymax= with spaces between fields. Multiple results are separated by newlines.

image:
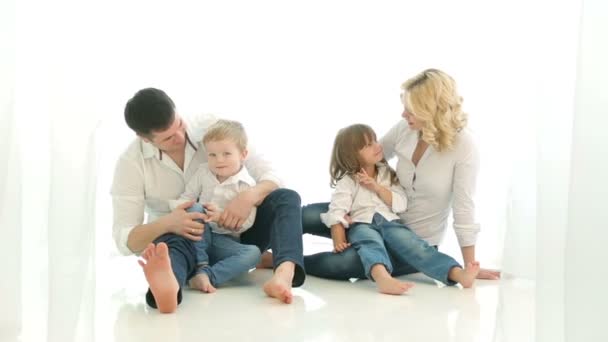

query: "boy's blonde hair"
xmin=402 ymin=68 xmax=468 ymax=152
xmin=329 ymin=124 xmax=398 ymax=188
xmin=203 ymin=119 xmax=248 ymax=151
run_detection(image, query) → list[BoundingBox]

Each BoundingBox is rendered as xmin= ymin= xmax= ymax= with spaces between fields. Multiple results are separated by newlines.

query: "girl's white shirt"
xmin=321 ymin=164 xmax=408 ymax=228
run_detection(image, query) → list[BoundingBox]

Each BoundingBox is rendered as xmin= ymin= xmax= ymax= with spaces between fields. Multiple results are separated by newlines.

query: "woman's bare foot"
xmin=371 ymin=264 xmax=414 ymax=295
xmin=188 ymin=273 xmax=216 ymax=293
xmin=448 ymin=261 xmax=481 ymax=288
xmin=263 ymin=262 xmax=294 ymax=304
xmin=137 ymin=243 xmax=180 ymax=313
xmin=256 ymin=251 xmax=274 ymax=269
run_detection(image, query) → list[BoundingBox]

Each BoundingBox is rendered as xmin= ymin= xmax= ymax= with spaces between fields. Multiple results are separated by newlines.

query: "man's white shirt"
xmin=110 ymin=114 xmax=281 ymax=255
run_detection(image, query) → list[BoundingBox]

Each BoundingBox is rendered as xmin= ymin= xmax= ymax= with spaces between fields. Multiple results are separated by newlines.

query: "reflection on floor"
xmin=99 ymin=257 xmax=533 ymax=342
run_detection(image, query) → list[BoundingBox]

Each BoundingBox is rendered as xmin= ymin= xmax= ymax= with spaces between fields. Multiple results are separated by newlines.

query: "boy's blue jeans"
xmin=145 ymin=189 xmax=305 ymax=309
xmin=187 ymin=203 xmax=261 ymax=287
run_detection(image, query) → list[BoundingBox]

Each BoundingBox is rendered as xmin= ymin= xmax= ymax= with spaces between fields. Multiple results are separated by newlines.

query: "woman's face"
xmin=401 ymin=92 xmax=423 ymax=130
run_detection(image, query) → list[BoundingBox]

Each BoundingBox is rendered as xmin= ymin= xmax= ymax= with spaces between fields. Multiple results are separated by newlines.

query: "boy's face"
xmin=205 ymin=138 xmax=247 ymax=179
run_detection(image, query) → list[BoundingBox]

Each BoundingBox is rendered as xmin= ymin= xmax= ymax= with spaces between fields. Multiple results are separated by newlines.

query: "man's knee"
xmin=269 ymin=188 xmax=301 ymax=206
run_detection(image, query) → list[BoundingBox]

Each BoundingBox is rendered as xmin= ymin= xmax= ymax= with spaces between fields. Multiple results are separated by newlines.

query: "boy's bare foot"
xmin=137 ymin=243 xmax=179 ymax=313
xmin=449 ymin=261 xmax=481 ymax=288
xmin=263 ymin=262 xmax=294 ymax=304
xmin=256 ymin=251 xmax=274 ymax=269
xmin=371 ymin=264 xmax=414 ymax=295
xmin=188 ymin=273 xmax=217 ymax=293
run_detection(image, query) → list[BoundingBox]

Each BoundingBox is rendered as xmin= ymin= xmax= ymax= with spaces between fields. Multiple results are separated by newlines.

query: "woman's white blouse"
xmin=380 ymin=120 xmax=480 ymax=247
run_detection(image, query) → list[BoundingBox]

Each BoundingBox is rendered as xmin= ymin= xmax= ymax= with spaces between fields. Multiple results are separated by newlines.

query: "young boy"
xmin=169 ymin=119 xmax=261 ymax=293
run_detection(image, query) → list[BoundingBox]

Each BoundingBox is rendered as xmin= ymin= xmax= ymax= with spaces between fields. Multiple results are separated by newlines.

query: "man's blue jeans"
xmin=186 ymin=203 xmax=261 ymax=287
xmin=146 ymin=189 xmax=305 ymax=309
xmin=302 ymin=203 xmax=459 ymax=285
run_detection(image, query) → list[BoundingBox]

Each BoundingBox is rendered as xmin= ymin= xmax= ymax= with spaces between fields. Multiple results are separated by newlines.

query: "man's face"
xmin=145 ymin=115 xmax=186 ymax=153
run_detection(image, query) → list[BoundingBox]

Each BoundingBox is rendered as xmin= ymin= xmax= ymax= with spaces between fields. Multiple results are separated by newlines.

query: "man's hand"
xmin=219 ymin=190 xmax=257 ymax=230
xmin=163 ymin=201 xmax=206 ymax=241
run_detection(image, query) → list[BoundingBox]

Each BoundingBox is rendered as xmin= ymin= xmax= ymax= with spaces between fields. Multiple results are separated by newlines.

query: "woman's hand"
xmin=477 ymin=268 xmax=501 ymax=280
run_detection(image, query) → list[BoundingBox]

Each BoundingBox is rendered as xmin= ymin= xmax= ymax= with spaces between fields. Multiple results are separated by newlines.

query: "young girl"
xmin=321 ymin=124 xmax=480 ymax=295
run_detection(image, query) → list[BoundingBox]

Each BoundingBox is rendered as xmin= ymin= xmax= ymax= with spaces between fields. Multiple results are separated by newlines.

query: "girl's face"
xmin=358 ymin=135 xmax=384 ymax=167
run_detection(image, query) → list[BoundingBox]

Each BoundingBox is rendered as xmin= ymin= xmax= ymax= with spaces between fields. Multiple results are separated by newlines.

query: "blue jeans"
xmin=352 ymin=213 xmax=460 ymax=284
xmin=187 ymin=203 xmax=261 ymax=287
xmin=302 ymin=203 xmax=459 ymax=284
xmin=145 ymin=189 xmax=305 ymax=309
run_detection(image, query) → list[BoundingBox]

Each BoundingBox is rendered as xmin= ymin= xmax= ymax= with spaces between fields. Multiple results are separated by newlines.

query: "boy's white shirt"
xmin=169 ymin=163 xmax=257 ymax=236
xmin=110 ymin=114 xmax=282 ymax=255
xmin=321 ymin=164 xmax=408 ymax=228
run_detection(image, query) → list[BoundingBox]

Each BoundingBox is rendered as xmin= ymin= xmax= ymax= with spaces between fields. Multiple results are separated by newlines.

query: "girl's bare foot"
xmin=449 ymin=261 xmax=481 ymax=288
xmin=137 ymin=243 xmax=179 ymax=313
xmin=188 ymin=273 xmax=216 ymax=293
xmin=263 ymin=262 xmax=294 ymax=304
xmin=371 ymin=264 xmax=414 ymax=295
xmin=256 ymin=251 xmax=274 ymax=269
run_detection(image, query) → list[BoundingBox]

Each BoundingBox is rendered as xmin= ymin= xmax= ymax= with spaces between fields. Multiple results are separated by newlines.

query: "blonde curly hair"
xmin=402 ymin=68 xmax=467 ymax=152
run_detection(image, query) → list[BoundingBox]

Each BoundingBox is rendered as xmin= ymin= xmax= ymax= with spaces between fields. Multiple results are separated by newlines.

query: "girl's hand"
xmin=331 ymin=224 xmax=351 ymax=253
xmin=357 ymin=168 xmax=379 ymax=192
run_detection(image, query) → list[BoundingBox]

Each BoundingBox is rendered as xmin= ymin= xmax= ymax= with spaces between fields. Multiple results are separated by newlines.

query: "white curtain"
xmin=2 ymin=0 xmax=605 ymax=341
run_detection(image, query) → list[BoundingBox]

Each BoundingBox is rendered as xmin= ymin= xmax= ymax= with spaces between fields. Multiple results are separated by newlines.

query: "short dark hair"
xmin=124 ymin=88 xmax=176 ymax=136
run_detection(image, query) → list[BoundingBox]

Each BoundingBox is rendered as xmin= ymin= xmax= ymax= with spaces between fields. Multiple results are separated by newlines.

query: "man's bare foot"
xmin=137 ymin=243 xmax=179 ymax=313
xmin=256 ymin=251 xmax=273 ymax=269
xmin=371 ymin=264 xmax=414 ymax=295
xmin=449 ymin=261 xmax=481 ymax=288
xmin=188 ymin=273 xmax=217 ymax=293
xmin=263 ymin=262 xmax=294 ymax=304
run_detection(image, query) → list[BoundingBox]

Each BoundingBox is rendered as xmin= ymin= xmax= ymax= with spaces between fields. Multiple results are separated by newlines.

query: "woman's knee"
xmin=301 ymin=202 xmax=329 ymax=235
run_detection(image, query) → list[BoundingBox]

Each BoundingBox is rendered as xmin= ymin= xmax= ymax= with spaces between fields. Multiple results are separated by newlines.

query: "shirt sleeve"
xmin=320 ymin=177 xmax=355 ymax=228
xmin=169 ymin=167 xmax=204 ymax=210
xmin=110 ymin=155 xmax=145 ymax=256
xmin=380 ymin=121 xmax=403 ymax=162
xmin=452 ymin=138 xmax=481 ymax=247
xmin=244 ymin=144 xmax=283 ymax=187
xmin=389 ymin=182 xmax=408 ymax=214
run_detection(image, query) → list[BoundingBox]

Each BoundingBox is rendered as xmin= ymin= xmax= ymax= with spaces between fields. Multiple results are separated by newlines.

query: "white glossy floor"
xmin=99 ymin=255 xmax=534 ymax=342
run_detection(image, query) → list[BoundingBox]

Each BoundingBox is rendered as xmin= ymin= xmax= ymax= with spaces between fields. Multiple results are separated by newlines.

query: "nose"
xmin=402 ymin=109 xmax=409 ymax=119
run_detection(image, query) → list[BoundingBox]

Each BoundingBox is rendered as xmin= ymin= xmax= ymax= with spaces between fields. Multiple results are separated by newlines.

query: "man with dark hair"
xmin=112 ymin=88 xmax=305 ymax=313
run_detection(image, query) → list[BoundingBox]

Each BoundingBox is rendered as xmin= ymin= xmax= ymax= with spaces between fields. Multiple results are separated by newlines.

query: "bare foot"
xmin=449 ymin=261 xmax=481 ymax=288
xmin=256 ymin=251 xmax=274 ymax=269
xmin=137 ymin=243 xmax=179 ymax=313
xmin=188 ymin=273 xmax=217 ymax=293
xmin=263 ymin=262 xmax=294 ymax=304
xmin=371 ymin=264 xmax=414 ymax=295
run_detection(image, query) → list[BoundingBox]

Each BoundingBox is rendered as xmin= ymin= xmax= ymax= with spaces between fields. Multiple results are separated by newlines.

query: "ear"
xmin=241 ymin=148 xmax=249 ymax=160
xmin=138 ymin=133 xmax=153 ymax=144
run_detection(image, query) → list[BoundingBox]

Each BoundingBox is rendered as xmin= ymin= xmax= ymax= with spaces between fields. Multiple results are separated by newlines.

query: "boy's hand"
xmin=202 ymin=203 xmax=222 ymax=223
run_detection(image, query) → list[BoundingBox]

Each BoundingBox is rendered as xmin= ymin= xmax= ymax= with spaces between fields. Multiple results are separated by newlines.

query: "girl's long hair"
xmin=329 ymin=124 xmax=398 ymax=187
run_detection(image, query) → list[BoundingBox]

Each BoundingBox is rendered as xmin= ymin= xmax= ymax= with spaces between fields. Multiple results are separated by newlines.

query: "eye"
xmin=209 ymin=153 xmax=216 ymax=157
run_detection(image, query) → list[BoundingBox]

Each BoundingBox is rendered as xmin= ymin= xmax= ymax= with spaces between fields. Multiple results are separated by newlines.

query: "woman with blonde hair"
xmin=302 ymin=68 xmax=500 ymax=282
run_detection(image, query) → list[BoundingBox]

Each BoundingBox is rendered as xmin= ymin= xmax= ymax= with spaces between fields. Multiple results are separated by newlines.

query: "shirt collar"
xmin=221 ymin=165 xmax=256 ymax=187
